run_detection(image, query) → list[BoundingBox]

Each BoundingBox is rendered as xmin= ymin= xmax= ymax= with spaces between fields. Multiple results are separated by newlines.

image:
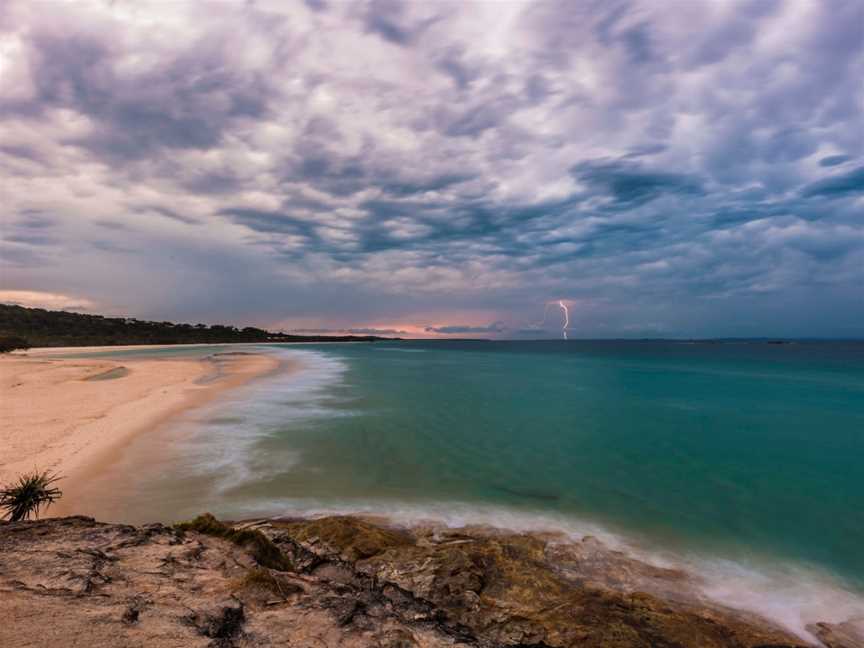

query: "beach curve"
xmin=0 ymin=346 xmax=284 ymax=512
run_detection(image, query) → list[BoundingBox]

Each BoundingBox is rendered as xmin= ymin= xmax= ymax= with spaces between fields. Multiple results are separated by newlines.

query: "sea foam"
xmin=166 ymin=347 xmax=352 ymax=492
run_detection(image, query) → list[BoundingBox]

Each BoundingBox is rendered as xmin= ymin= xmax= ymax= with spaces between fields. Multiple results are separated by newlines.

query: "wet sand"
xmin=0 ymin=348 xmax=281 ymax=507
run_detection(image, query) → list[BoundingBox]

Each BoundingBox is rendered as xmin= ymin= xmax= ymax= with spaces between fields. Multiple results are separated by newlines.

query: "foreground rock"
xmin=807 ymin=620 xmax=864 ymax=648
xmin=0 ymin=514 xmax=837 ymax=647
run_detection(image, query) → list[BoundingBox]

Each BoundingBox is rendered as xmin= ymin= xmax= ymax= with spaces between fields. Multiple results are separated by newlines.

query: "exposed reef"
xmin=0 ymin=514 xmax=854 ymax=647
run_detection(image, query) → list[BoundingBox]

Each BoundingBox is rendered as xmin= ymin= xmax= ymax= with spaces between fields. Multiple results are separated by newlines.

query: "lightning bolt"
xmin=533 ymin=300 xmax=570 ymax=339
xmin=558 ymin=300 xmax=569 ymax=340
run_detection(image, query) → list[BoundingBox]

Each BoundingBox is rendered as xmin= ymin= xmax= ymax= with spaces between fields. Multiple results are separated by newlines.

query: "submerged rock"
xmin=0 ymin=515 xmax=843 ymax=648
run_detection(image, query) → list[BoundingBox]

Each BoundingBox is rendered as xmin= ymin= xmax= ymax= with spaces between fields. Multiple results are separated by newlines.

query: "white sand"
xmin=0 ymin=350 xmax=280 ymax=491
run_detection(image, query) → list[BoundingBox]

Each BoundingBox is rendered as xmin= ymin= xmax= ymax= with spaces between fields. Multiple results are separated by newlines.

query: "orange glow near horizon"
xmin=277 ymin=311 xmax=509 ymax=339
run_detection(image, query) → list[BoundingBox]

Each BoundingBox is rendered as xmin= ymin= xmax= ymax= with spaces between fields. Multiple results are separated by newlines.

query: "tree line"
xmin=0 ymin=303 xmax=393 ymax=349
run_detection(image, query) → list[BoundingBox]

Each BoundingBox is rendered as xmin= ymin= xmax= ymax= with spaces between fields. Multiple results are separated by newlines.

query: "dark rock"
xmin=122 ymin=605 xmax=140 ymax=624
xmin=376 ymin=627 xmax=420 ymax=647
xmin=187 ymin=599 xmax=245 ymax=642
xmin=121 ymin=595 xmax=150 ymax=625
xmin=325 ymin=595 xmax=362 ymax=625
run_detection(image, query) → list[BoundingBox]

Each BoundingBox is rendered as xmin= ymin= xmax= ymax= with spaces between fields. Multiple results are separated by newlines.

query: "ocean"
xmin=71 ymin=339 xmax=864 ymax=635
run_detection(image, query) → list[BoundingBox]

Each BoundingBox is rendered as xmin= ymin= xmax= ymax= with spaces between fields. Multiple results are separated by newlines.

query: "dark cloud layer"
xmin=802 ymin=166 xmax=864 ymax=198
xmin=425 ymin=322 xmax=507 ymax=335
xmin=1 ymin=0 xmax=862 ymax=337
xmin=293 ymin=327 xmax=410 ymax=336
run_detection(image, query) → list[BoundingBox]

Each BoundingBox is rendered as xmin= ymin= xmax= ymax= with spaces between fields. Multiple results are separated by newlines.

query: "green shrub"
xmin=0 ymin=470 xmax=63 ymax=521
xmin=176 ymin=513 xmax=292 ymax=571
xmin=0 ymin=336 xmax=30 ymax=353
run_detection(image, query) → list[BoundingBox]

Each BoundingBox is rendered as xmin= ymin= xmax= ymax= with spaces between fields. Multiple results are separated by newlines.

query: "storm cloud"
xmin=425 ymin=322 xmax=508 ymax=335
xmin=1 ymin=0 xmax=862 ymax=337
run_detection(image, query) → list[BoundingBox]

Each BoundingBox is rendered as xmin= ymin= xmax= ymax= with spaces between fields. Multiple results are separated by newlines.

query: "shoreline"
xmin=19 ymin=342 xmax=250 ymax=355
xmin=0 ymin=347 xmax=283 ymax=509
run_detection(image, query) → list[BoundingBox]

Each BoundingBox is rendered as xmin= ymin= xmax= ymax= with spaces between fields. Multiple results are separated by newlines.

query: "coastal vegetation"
xmin=0 ymin=303 xmax=395 ymax=347
xmin=0 ymin=335 xmax=30 ymax=353
xmin=175 ymin=513 xmax=293 ymax=571
xmin=232 ymin=566 xmax=305 ymax=598
xmin=0 ymin=469 xmax=63 ymax=522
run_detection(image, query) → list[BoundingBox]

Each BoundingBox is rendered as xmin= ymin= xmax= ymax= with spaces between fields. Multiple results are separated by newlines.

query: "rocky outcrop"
xmin=261 ymin=516 xmax=818 ymax=648
xmin=0 ymin=514 xmax=845 ymax=647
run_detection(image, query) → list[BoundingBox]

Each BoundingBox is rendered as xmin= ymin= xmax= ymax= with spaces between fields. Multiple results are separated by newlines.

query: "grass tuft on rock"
xmin=176 ymin=513 xmax=292 ymax=571
xmin=233 ymin=567 xmax=304 ymax=597
xmin=0 ymin=470 xmax=63 ymax=522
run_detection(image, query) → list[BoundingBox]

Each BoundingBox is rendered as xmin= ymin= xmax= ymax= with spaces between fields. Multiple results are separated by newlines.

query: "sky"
xmin=1 ymin=0 xmax=862 ymax=339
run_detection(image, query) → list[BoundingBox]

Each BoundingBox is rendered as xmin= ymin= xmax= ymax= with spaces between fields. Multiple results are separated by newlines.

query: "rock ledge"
xmin=0 ymin=515 xmax=845 ymax=647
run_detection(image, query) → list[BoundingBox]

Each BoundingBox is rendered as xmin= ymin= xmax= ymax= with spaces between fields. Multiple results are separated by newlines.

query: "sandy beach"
xmin=0 ymin=348 xmax=282 ymax=506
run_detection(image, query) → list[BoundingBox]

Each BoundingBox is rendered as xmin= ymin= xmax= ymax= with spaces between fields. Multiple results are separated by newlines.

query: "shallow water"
xmin=84 ymin=366 xmax=130 ymax=381
xmin=72 ymin=339 xmax=864 ymax=636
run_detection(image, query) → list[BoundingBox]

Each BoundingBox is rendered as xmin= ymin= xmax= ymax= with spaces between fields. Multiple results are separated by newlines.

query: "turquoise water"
xmin=74 ymin=340 xmax=864 ymax=631
xmin=268 ymin=341 xmax=864 ymax=582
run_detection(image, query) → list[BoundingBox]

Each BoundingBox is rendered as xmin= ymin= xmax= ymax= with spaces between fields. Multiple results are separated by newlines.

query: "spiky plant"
xmin=0 ymin=470 xmax=63 ymax=522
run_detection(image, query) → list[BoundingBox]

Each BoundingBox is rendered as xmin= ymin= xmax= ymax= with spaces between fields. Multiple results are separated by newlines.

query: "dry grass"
xmin=175 ymin=513 xmax=293 ymax=571
xmin=233 ymin=567 xmax=304 ymax=598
